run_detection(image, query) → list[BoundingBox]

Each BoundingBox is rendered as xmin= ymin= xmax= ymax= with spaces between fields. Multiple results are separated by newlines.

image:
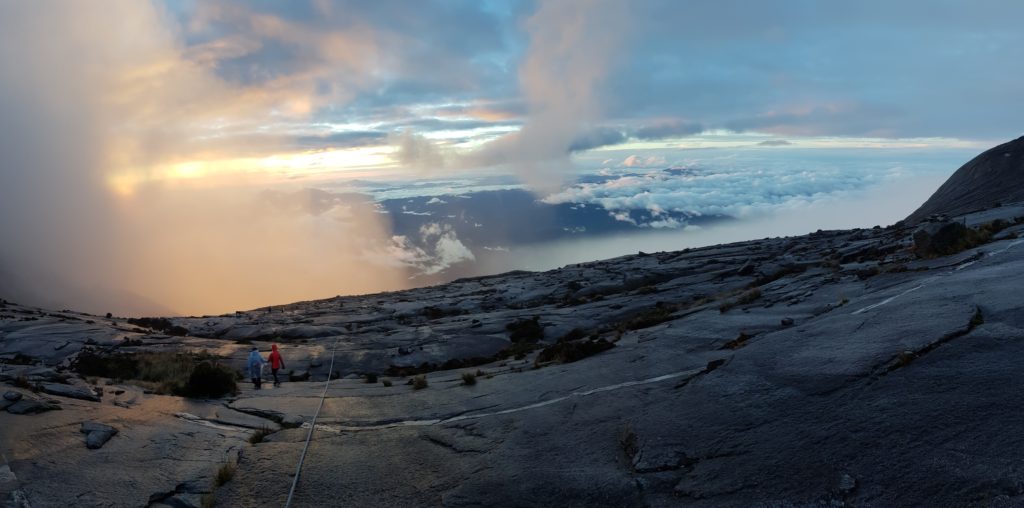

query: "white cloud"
xmin=384 ymin=222 xmax=475 ymax=275
xmin=543 ymin=150 xmax=966 ymax=227
xmin=621 ymin=154 xmax=666 ymax=168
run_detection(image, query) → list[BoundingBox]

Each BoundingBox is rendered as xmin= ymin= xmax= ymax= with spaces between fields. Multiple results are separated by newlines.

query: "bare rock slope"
xmin=907 ymin=135 xmax=1024 ymax=223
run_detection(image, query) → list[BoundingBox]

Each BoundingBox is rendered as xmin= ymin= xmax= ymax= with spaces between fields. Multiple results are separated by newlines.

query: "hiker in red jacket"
xmin=269 ymin=344 xmax=286 ymax=387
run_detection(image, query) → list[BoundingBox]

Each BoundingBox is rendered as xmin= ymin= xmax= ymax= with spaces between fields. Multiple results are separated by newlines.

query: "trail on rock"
xmin=307 ymin=366 xmax=708 ymax=434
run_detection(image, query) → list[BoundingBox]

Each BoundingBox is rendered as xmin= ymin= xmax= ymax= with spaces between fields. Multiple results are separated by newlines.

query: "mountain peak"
xmin=906 ymin=135 xmax=1024 ymax=223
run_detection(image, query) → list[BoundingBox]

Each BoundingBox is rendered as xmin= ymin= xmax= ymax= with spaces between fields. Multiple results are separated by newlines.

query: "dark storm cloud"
xmin=569 ymin=127 xmax=628 ymax=152
xmin=634 ymin=121 xmax=706 ymax=140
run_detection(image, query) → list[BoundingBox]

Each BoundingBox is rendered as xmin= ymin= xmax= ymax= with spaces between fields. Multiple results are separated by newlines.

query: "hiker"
xmin=247 ymin=346 xmax=266 ymax=390
xmin=269 ymin=344 xmax=286 ymax=387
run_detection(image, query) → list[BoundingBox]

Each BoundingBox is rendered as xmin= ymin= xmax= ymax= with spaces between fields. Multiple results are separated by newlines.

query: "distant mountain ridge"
xmin=907 ymin=135 xmax=1024 ymax=223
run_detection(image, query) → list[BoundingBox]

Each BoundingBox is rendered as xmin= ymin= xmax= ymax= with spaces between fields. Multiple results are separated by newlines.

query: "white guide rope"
xmin=284 ymin=337 xmax=341 ymax=508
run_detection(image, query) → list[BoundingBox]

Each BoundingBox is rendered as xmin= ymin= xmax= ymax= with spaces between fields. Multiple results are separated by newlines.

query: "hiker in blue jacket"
xmin=248 ymin=347 xmax=266 ymax=390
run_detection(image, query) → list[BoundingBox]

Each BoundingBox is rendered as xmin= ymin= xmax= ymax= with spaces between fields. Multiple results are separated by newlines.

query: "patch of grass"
xmin=214 ymin=462 xmax=236 ymax=487
xmin=411 ymin=375 xmax=428 ymax=390
xmin=382 ymin=379 xmax=393 ymax=387
xmin=719 ymin=332 xmax=752 ymax=350
xmin=749 ymin=265 xmax=806 ymax=288
xmin=73 ymin=350 xmax=237 ymax=398
xmin=969 ymin=308 xmax=984 ymax=329
xmin=499 ymin=341 xmax=539 ymax=361
xmin=2 ymin=353 xmax=37 ymax=366
xmin=620 ymin=305 xmax=675 ymax=331
xmin=854 ymin=266 xmax=880 ymax=280
xmin=249 ymin=427 xmax=273 ymax=445
xmin=201 ymin=493 xmax=217 ymax=508
xmin=461 ymin=372 xmax=477 ymax=386
xmin=619 ymin=425 xmax=639 ymax=466
xmin=559 ymin=328 xmax=589 ymax=342
xmin=719 ymin=288 xmax=762 ymax=313
xmin=13 ymin=375 xmax=32 ymax=390
xmin=385 ymin=355 xmax=496 ymax=377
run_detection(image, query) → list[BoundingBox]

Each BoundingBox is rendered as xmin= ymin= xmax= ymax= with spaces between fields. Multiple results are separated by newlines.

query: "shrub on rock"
xmin=178 ymin=361 xmax=237 ymax=399
xmin=506 ymin=316 xmax=544 ymax=343
xmin=411 ymin=375 xmax=428 ymax=390
xmin=536 ymin=338 xmax=614 ymax=365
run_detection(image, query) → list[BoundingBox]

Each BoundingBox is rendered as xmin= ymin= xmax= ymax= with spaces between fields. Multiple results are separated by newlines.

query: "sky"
xmin=0 ymin=0 xmax=1022 ymax=316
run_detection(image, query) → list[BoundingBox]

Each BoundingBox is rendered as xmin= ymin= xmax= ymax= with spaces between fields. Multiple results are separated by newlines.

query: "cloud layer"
xmin=543 ymin=148 xmax=974 ymax=226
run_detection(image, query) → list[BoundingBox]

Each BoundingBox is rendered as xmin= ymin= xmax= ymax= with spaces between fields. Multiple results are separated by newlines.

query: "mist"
xmin=0 ymin=2 xmax=408 ymax=316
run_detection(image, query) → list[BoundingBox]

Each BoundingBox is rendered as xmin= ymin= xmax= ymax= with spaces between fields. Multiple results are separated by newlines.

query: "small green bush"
xmin=461 ymin=372 xmax=477 ymax=386
xmin=364 ymin=373 xmax=378 ymax=384
xmin=382 ymin=379 xmax=393 ymax=387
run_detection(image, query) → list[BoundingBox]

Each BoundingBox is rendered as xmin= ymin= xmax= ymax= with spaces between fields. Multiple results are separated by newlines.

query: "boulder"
xmin=912 ymin=221 xmax=972 ymax=257
xmin=288 ymin=370 xmax=310 ymax=382
xmin=838 ymin=473 xmax=857 ymax=494
xmin=24 ymin=367 xmax=63 ymax=383
xmin=6 ymin=398 xmax=59 ymax=415
xmin=3 ymin=391 xmax=22 ymax=402
xmin=280 ymin=414 xmax=304 ymax=428
xmin=41 ymin=383 xmax=101 ymax=402
xmin=80 ymin=422 xmax=118 ymax=449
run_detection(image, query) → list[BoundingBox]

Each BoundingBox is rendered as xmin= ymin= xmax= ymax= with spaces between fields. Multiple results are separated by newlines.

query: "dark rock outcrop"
xmin=41 ymin=383 xmax=101 ymax=402
xmin=907 ymin=135 xmax=1024 ymax=224
xmin=80 ymin=422 xmax=118 ymax=449
xmin=6 ymin=398 xmax=59 ymax=415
